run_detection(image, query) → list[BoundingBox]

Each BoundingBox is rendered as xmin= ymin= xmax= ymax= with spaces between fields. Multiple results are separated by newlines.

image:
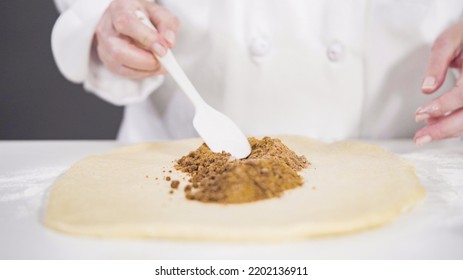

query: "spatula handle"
xmin=134 ymin=10 xmax=204 ymax=108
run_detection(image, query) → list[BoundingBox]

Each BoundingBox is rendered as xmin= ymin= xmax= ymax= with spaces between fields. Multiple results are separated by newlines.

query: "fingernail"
xmin=164 ymin=30 xmax=175 ymax=45
xmin=422 ymin=76 xmax=436 ymax=91
xmin=416 ymin=103 xmax=440 ymax=114
xmin=415 ymin=113 xmax=430 ymax=123
xmin=152 ymin=43 xmax=167 ymax=56
xmin=415 ymin=135 xmax=432 ymax=147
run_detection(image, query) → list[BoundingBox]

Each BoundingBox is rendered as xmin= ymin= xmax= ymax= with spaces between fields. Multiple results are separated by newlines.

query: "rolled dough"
xmin=44 ymin=136 xmax=425 ymax=241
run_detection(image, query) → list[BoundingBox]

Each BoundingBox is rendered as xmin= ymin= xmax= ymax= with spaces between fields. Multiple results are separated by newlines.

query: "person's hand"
xmin=414 ymin=21 xmax=463 ymax=146
xmin=94 ymin=0 xmax=179 ymax=79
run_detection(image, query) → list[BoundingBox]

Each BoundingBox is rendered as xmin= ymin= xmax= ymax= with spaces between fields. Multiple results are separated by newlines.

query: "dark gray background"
xmin=0 ymin=0 xmax=122 ymax=139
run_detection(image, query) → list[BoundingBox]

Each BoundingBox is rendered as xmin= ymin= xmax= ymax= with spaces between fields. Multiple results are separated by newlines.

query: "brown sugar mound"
xmin=175 ymin=137 xmax=309 ymax=204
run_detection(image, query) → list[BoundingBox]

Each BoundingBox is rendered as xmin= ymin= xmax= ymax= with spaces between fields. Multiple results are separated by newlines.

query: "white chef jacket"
xmin=52 ymin=0 xmax=463 ymax=142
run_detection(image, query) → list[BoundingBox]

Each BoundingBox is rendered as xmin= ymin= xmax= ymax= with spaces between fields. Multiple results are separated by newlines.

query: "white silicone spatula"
xmin=135 ymin=11 xmax=251 ymax=159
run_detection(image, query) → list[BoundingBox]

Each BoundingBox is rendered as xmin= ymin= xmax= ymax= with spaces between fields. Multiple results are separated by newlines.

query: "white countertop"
xmin=1 ymin=140 xmax=462 ymax=259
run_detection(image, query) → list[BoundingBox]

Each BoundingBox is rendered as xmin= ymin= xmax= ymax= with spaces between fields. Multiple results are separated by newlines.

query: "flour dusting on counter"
xmin=0 ymin=166 xmax=66 ymax=219
xmin=402 ymin=147 xmax=463 ymax=229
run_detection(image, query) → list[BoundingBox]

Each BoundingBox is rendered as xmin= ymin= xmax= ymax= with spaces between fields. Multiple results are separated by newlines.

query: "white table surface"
xmin=0 ymin=140 xmax=462 ymax=259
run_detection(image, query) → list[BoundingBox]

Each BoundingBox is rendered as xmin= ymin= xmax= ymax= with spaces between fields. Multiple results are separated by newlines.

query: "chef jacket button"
xmin=250 ymin=37 xmax=272 ymax=57
xmin=327 ymin=42 xmax=345 ymax=62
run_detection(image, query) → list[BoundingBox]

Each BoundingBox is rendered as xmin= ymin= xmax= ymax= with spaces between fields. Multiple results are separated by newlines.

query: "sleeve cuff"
xmin=51 ymin=0 xmax=164 ymax=106
xmin=83 ymin=47 xmax=165 ymax=106
xmin=51 ymin=0 xmax=113 ymax=83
